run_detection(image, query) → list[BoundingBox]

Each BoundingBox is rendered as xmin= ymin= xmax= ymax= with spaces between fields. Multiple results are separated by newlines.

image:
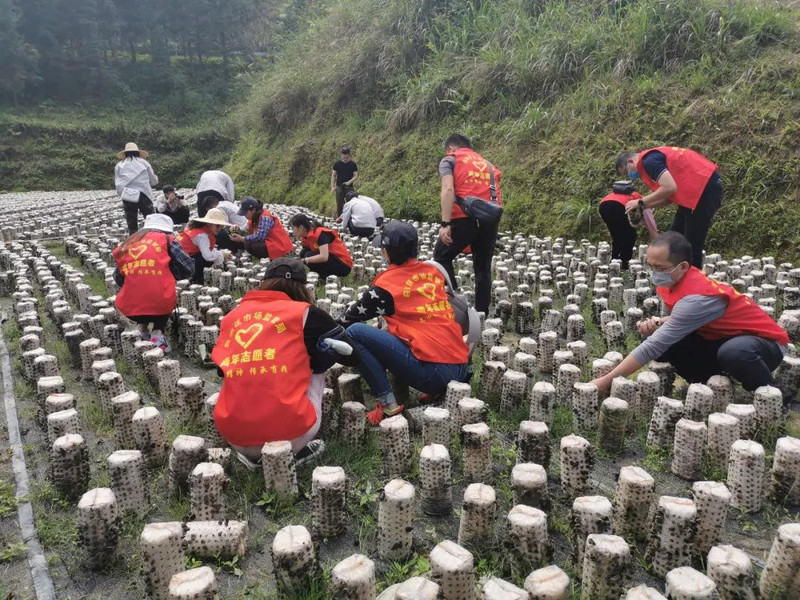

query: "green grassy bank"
xmin=229 ymin=0 xmax=800 ymax=259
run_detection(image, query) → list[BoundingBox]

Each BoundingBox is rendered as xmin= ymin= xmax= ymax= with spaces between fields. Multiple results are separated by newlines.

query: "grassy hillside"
xmin=229 ymin=0 xmax=800 ymax=259
xmin=0 ymin=106 xmax=234 ymax=192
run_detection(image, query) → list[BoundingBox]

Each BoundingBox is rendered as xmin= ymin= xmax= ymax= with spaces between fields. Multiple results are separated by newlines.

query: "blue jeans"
xmin=346 ymin=323 xmax=469 ymax=406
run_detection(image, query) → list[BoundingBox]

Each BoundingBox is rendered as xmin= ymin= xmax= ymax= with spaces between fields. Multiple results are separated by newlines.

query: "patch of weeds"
xmin=640 ymin=446 xmax=671 ymax=474
xmin=215 ymin=553 xmax=243 ymax=577
xmin=475 ymin=553 xmax=505 ymax=579
xmin=0 ymin=480 xmax=18 ymax=517
xmin=379 ymin=553 xmax=430 ymax=590
xmin=185 ymin=555 xmax=204 ymax=569
xmin=701 ymin=459 xmax=726 ymax=482
xmin=35 ymin=511 xmax=78 ymax=549
xmin=736 ymin=510 xmax=759 ymax=534
xmin=0 ymin=540 xmax=27 ymax=562
xmin=550 ymin=406 xmax=574 ymax=439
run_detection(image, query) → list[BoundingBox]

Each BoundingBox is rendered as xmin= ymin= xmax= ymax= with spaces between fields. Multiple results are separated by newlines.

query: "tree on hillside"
xmin=0 ymin=0 xmax=40 ymax=105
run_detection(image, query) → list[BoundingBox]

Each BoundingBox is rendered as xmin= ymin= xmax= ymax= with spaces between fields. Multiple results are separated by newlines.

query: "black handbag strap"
xmin=488 ymin=162 xmax=497 ymax=203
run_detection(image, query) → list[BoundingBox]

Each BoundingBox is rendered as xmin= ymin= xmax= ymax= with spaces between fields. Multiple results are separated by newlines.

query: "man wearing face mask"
xmin=590 ymin=232 xmax=790 ymax=400
xmin=615 ymin=146 xmax=721 ymax=268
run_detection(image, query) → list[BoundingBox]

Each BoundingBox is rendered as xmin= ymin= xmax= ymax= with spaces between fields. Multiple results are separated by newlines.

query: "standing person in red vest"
xmin=616 ymin=146 xmax=722 ymax=268
xmin=590 ymin=232 xmax=790 ymax=400
xmin=177 ymin=208 xmax=233 ymax=284
xmin=229 ymin=197 xmax=294 ymax=260
xmin=211 ymin=258 xmax=356 ymax=469
xmin=341 ymin=221 xmax=471 ymax=425
xmin=599 ymin=180 xmax=643 ymax=270
xmin=289 ymin=213 xmax=353 ymax=279
xmin=112 ymin=213 xmax=195 ymax=353
xmin=434 ymin=133 xmax=502 ymax=315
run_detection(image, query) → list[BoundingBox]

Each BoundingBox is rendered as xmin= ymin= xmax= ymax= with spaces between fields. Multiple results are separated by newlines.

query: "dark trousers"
xmin=335 ymin=184 xmax=352 ymax=216
xmin=433 ymin=217 xmax=498 ymax=314
xmin=347 ymin=222 xmax=375 ymax=238
xmin=599 ymin=201 xmax=637 ymax=269
xmin=163 ymin=206 xmax=190 ymax=225
xmin=191 ymin=254 xmax=213 ymax=284
xmin=216 ymin=228 xmax=245 ymax=252
xmin=129 ymin=314 xmax=170 ymax=331
xmin=670 ymin=178 xmax=722 ymax=268
xmin=659 ymin=331 xmax=784 ymax=391
xmin=245 ymin=240 xmax=270 ymax=259
xmin=197 ymin=190 xmax=225 ymax=218
xmin=301 ymin=250 xmax=352 ymax=279
xmin=123 ymin=193 xmax=155 ymax=234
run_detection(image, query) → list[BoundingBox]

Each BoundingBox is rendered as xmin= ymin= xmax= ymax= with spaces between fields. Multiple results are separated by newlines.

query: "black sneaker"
xmin=295 ymin=439 xmax=326 ymax=468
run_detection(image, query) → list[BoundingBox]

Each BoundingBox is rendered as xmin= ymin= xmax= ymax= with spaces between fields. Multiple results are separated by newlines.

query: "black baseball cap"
xmin=238 ymin=197 xmax=261 ymax=216
xmin=264 ymin=257 xmax=307 ymax=283
xmin=163 ymin=185 xmax=176 ymax=194
xmin=340 ymin=147 xmax=351 ymax=154
xmin=372 ymin=220 xmax=418 ymax=249
xmin=612 ymin=180 xmax=636 ymax=195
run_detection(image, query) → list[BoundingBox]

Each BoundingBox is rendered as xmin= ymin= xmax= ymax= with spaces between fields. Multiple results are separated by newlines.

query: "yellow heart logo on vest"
xmin=417 ymin=282 xmax=437 ymax=301
xmin=234 ymin=323 xmax=264 ymax=349
xmin=127 ymin=244 xmax=148 ymax=260
xmin=471 ymin=159 xmax=488 ymax=172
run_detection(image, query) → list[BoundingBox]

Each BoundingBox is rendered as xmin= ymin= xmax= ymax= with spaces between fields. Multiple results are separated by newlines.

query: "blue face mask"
xmin=649 ymin=265 xmax=680 ymax=288
xmin=628 ymin=169 xmax=640 ymax=180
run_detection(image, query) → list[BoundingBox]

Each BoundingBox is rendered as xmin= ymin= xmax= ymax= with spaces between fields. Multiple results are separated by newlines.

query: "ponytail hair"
xmin=289 ymin=213 xmax=319 ymax=232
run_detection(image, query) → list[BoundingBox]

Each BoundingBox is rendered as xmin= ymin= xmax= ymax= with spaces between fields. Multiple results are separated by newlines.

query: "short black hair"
xmin=444 ymin=134 xmax=472 ymax=150
xmin=340 ymin=147 xmax=351 ymax=155
xmin=385 ymin=243 xmax=418 ymax=266
xmin=344 ymin=189 xmax=359 ymax=201
xmin=124 ymin=150 xmax=140 ymax=158
xmin=651 ymin=231 xmax=693 ymax=265
xmin=615 ymin=151 xmax=636 ymax=173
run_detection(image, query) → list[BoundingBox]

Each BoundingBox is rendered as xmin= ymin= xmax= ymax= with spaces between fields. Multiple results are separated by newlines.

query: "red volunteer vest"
xmin=113 ymin=231 xmax=177 ymax=316
xmin=636 ymin=147 xmax=718 ymax=210
xmin=601 ymin=191 xmax=642 ymax=205
xmin=249 ymin=209 xmax=293 ymax=259
xmin=658 ymin=267 xmax=789 ymax=344
xmin=211 ymin=291 xmax=315 ymax=446
xmin=302 ymin=227 xmax=353 ymax=269
xmin=178 ymin=227 xmax=216 ymax=257
xmin=374 ymin=260 xmax=470 ymax=364
xmin=448 ymin=147 xmax=503 ymax=220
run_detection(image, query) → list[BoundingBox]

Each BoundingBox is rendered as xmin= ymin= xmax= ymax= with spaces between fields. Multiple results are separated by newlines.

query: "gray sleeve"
xmin=631 ymin=295 xmax=728 ymax=364
xmin=439 ymin=156 xmax=455 ymax=178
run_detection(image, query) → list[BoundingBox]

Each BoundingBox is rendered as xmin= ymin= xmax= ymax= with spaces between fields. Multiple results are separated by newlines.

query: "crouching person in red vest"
xmin=229 ymin=197 xmax=294 ymax=260
xmin=591 ymin=232 xmax=790 ymax=401
xmin=113 ymin=213 xmax=195 ymax=353
xmin=290 ymin=213 xmax=353 ymax=279
xmin=178 ymin=208 xmax=233 ymax=284
xmin=340 ymin=221 xmax=471 ymax=425
xmin=211 ymin=258 xmax=357 ymax=469
xmin=599 ymin=181 xmax=643 ymax=270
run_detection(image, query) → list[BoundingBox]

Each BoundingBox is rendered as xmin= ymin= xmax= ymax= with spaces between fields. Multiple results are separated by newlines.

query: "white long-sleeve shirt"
xmin=341 ymin=195 xmax=384 ymax=229
xmin=114 ymin=157 xmax=158 ymax=200
xmin=216 ymin=200 xmax=249 ymax=228
xmin=196 ymin=170 xmax=235 ymax=203
xmin=192 ymin=233 xmax=225 ymax=263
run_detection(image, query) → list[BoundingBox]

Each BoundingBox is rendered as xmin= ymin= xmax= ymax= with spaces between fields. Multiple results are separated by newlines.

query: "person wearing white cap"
xmin=114 ymin=142 xmax=159 ymax=234
xmin=177 ymin=208 xmax=234 ymax=283
xmin=112 ymin=213 xmax=195 ymax=353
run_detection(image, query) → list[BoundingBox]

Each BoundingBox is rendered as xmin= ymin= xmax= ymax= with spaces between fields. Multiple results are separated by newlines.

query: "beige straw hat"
xmin=117 ymin=142 xmax=149 ymax=159
xmin=193 ymin=208 xmax=231 ymax=227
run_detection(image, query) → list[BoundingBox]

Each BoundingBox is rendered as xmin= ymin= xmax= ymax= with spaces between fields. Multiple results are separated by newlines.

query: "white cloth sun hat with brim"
xmin=192 ymin=208 xmax=231 ymax=227
xmin=117 ymin=142 xmax=149 ymax=159
xmin=143 ymin=214 xmax=175 ymax=233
